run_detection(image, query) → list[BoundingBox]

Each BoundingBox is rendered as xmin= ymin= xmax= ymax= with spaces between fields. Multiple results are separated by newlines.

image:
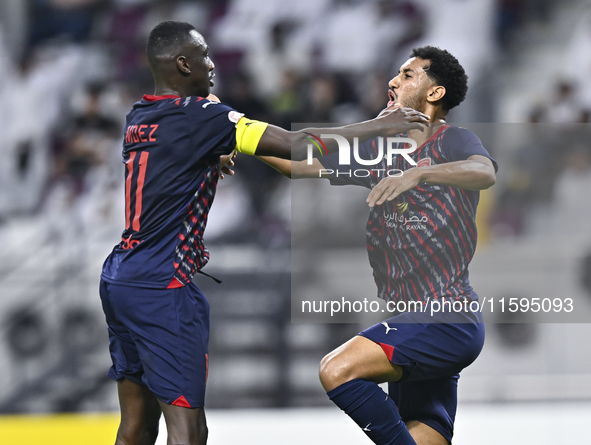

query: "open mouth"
xmin=387 ymin=89 xmax=397 ymax=107
xmin=209 ymin=72 xmax=215 ymax=86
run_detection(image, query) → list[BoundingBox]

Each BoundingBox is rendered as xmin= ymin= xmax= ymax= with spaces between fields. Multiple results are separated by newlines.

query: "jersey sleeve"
xmin=317 ymin=139 xmax=373 ymax=189
xmin=235 ymin=117 xmax=268 ymax=155
xmin=187 ymin=98 xmax=270 ymax=158
xmin=441 ymin=127 xmax=498 ymax=172
xmin=187 ymin=99 xmax=244 ymax=157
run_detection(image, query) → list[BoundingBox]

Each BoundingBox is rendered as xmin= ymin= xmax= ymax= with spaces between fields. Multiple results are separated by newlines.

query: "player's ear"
xmin=176 ymin=56 xmax=191 ymax=75
xmin=427 ymin=85 xmax=445 ymax=105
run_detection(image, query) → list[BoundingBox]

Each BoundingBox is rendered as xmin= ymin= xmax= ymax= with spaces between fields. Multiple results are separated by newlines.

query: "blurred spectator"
xmin=223 ymin=71 xmax=270 ymax=122
xmin=0 ymin=45 xmax=84 ymax=215
xmin=103 ymin=0 xmax=151 ymax=80
xmin=490 ymin=108 xmax=561 ymax=237
xmin=213 ymin=0 xmax=329 ymax=95
xmin=0 ymin=0 xmax=27 ymax=55
xmin=566 ymin=6 xmax=591 ymax=106
xmin=321 ymin=0 xmax=424 ymax=74
xmin=223 ymin=71 xmax=287 ymax=234
xmin=551 ymin=145 xmax=591 ymax=239
xmin=71 ymin=82 xmax=120 ymax=137
xmin=306 ymin=75 xmax=338 ymax=122
xmin=496 ymin=0 xmax=526 ymax=48
xmin=270 ymin=70 xmax=306 ymax=127
xmin=545 ymin=81 xmax=582 ymax=124
xmin=579 ymin=109 xmax=591 ymax=124
xmin=524 ymin=81 xmax=586 ymax=125
xmin=360 ymin=71 xmax=391 ymax=119
xmin=28 ymin=0 xmax=107 ymax=47
xmin=52 ymin=82 xmax=120 ymax=194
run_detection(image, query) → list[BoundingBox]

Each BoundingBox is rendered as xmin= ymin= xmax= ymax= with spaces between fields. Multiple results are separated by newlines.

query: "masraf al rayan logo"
xmin=305 ymin=134 xmax=419 ymax=179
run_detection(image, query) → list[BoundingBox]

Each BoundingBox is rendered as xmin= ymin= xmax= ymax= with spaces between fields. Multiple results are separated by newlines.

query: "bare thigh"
xmin=408 ymin=420 xmax=449 ymax=445
xmin=319 ymin=335 xmax=403 ymax=391
xmin=159 ymin=402 xmax=208 ymax=445
xmin=116 ymin=378 xmax=162 ymax=445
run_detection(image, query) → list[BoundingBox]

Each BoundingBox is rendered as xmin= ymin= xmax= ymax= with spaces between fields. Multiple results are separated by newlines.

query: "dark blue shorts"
xmin=99 ymin=279 xmax=210 ymax=408
xmin=359 ymin=302 xmax=485 ymax=443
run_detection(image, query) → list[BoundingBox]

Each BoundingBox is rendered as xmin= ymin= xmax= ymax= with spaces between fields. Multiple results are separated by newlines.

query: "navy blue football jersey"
xmin=319 ymin=125 xmax=498 ymax=303
xmin=101 ymin=94 xmax=246 ymax=289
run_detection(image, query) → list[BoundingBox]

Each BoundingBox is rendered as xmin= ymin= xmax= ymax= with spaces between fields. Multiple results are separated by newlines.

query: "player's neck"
xmin=423 ymin=104 xmax=446 ymax=124
xmin=153 ymin=81 xmax=205 ymax=99
xmin=407 ymin=106 xmax=446 ymax=144
xmin=408 ymin=122 xmax=444 ymax=147
xmin=153 ymin=85 xmax=183 ymax=97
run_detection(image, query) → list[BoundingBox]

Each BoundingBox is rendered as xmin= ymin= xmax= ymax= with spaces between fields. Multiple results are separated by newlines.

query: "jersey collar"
xmin=417 ymin=124 xmax=449 ymax=149
xmin=143 ymin=94 xmax=181 ymax=101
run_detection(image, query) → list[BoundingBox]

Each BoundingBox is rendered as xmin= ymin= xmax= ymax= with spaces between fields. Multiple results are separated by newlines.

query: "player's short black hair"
xmin=411 ymin=46 xmax=468 ymax=111
xmin=146 ymin=21 xmax=197 ymax=64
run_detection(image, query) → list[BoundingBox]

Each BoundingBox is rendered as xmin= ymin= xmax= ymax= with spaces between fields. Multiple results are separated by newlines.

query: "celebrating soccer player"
xmin=99 ymin=21 xmax=429 ymax=445
xmin=260 ymin=47 xmax=497 ymax=444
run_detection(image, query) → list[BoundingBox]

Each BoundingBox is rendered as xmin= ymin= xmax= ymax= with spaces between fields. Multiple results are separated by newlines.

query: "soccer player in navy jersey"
xmin=259 ymin=47 xmax=497 ymax=444
xmin=99 ymin=21 xmax=429 ymax=445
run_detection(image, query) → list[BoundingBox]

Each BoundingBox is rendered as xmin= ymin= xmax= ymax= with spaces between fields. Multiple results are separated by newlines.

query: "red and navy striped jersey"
xmin=101 ymin=94 xmax=242 ymax=289
xmin=319 ymin=125 xmax=498 ymax=303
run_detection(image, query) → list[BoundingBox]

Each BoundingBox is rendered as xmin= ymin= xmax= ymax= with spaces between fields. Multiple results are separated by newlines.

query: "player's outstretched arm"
xmin=256 ymin=156 xmax=323 ymax=179
xmin=366 ymin=155 xmax=496 ymax=207
xmin=207 ymin=94 xmax=427 ymax=162
xmin=250 ymin=106 xmax=429 ymax=161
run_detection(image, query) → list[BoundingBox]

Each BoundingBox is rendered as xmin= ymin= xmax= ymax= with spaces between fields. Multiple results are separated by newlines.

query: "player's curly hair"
xmin=147 ymin=21 xmax=196 ymax=65
xmin=411 ymin=46 xmax=468 ymax=111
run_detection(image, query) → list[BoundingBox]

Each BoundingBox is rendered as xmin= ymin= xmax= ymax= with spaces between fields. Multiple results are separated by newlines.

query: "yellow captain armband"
xmin=235 ymin=117 xmax=268 ymax=155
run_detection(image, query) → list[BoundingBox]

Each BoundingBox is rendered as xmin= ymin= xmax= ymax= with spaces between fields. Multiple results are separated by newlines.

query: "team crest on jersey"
xmin=228 ymin=111 xmax=244 ymax=123
xmin=417 ymin=157 xmax=431 ymax=167
xmin=384 ymin=195 xmax=428 ymax=231
xmin=395 ymin=196 xmax=409 ymax=213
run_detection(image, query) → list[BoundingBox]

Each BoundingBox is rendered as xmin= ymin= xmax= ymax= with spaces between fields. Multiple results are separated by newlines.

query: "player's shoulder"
xmin=441 ymin=125 xmax=482 ymax=146
xmin=183 ymin=97 xmax=244 ymax=125
xmin=442 ymin=125 xmax=477 ymax=139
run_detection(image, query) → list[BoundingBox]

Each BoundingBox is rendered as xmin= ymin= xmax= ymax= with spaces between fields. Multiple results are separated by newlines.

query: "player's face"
xmin=186 ymin=30 xmax=215 ymax=96
xmin=387 ymin=57 xmax=435 ymax=112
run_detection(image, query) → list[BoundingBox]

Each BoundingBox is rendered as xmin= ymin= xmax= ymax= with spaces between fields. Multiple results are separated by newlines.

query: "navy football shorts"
xmin=99 ymin=279 xmax=210 ymax=408
xmin=358 ymin=298 xmax=485 ymax=443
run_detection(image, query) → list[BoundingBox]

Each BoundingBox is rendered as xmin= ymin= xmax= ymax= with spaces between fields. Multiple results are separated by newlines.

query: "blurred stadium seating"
xmin=1 ymin=0 xmax=591 ymax=443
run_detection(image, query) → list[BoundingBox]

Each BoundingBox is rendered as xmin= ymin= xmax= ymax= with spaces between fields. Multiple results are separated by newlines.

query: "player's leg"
xmin=406 ymin=421 xmax=449 ymax=445
xmin=322 ymin=350 xmax=448 ymax=445
xmin=102 ymin=281 xmax=211 ymax=445
xmin=158 ymin=403 xmax=207 ymax=445
xmin=101 ymin=280 xmax=161 ymax=444
xmin=320 ymin=335 xmax=416 ymax=445
xmin=319 ymin=309 xmax=484 ymax=445
xmin=116 ymin=378 xmax=161 ymax=445
xmin=389 ymin=375 xmax=460 ymax=445
xmin=320 ymin=335 xmax=402 ymax=391
xmin=130 ymin=282 xmax=210 ymax=445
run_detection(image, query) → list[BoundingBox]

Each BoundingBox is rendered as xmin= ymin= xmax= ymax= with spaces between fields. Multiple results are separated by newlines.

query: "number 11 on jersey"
xmin=125 ymin=151 xmax=150 ymax=233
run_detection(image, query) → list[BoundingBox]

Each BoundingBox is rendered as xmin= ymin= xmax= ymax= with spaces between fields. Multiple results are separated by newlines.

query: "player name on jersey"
xmin=124 ymin=124 xmax=159 ymax=144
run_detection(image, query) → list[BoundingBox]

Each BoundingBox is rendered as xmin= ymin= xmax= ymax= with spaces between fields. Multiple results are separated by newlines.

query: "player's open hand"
xmin=366 ymin=167 xmax=422 ymax=207
xmin=377 ymin=105 xmax=430 ymax=134
xmin=220 ymin=151 xmax=237 ymax=179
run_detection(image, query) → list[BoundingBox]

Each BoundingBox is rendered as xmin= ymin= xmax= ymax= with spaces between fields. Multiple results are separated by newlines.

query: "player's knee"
xmin=168 ymin=426 xmax=207 ymax=445
xmin=166 ymin=412 xmax=207 ymax=445
xmin=117 ymin=420 xmax=149 ymax=445
xmin=319 ymin=352 xmax=356 ymax=391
